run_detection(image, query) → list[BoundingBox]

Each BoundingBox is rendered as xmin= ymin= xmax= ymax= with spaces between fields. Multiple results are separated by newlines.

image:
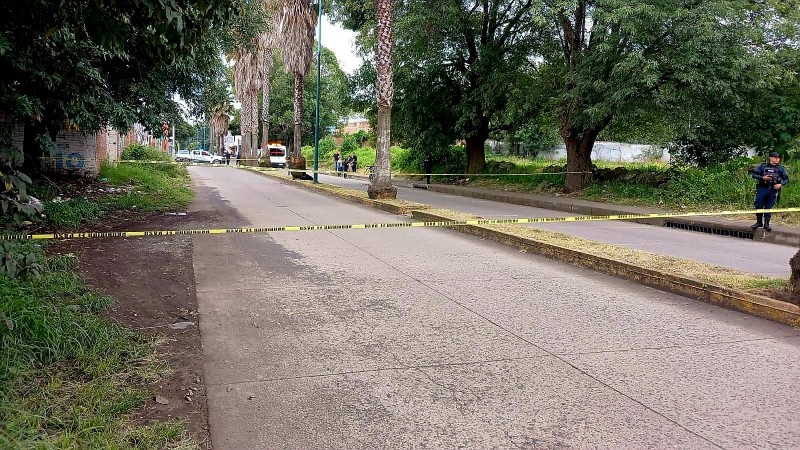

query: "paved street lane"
xmin=189 ymin=166 xmax=800 ymax=449
xmin=320 ymin=174 xmax=796 ymax=277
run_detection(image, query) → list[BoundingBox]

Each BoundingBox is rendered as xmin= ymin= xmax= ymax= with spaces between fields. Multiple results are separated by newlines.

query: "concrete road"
xmin=320 ymin=174 xmax=797 ymax=277
xmin=189 ymin=166 xmax=800 ymax=449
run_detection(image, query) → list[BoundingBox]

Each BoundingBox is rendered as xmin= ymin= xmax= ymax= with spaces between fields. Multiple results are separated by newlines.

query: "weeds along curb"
xmin=244 ymin=168 xmax=429 ymax=215
xmin=425 ymin=184 xmax=800 ymax=247
xmin=412 ymin=209 xmax=800 ymax=328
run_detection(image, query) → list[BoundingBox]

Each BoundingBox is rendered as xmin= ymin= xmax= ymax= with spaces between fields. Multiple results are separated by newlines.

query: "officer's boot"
xmin=751 ymin=213 xmax=763 ymax=230
xmin=764 ymin=216 xmax=772 ymax=232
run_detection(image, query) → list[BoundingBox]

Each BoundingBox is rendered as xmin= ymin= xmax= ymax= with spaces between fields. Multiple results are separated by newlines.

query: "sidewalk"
xmin=353 ymin=173 xmax=800 ymax=247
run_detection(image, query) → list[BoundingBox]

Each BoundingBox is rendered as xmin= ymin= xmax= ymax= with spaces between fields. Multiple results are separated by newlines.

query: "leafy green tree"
xmin=333 ymin=0 xmax=541 ymax=174
xmin=335 ymin=0 xmax=799 ymax=190
xmin=534 ymin=0 xmax=796 ymax=191
xmin=0 ymin=0 xmax=235 ymax=172
xmin=267 ymin=47 xmax=350 ymax=147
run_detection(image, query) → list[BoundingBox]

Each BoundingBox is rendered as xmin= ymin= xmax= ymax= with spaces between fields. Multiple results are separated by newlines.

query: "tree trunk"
xmin=287 ymin=72 xmax=307 ymax=178
xmin=562 ymin=127 xmax=599 ymax=193
xmin=261 ymin=83 xmax=271 ymax=166
xmin=292 ymin=72 xmax=303 ymax=159
xmin=368 ymin=0 xmax=397 ymax=199
xmin=368 ymin=105 xmax=397 ymax=199
xmin=465 ymin=116 xmax=489 ymax=174
xmin=241 ymin=95 xmax=252 ymax=165
xmin=246 ymin=93 xmax=259 ymax=166
xmin=789 ymin=249 xmax=800 ymax=306
xmin=465 ymin=137 xmax=487 ymax=174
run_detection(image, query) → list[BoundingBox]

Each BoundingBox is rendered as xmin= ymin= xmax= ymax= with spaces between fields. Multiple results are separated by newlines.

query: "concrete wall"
xmin=539 ymin=142 xmax=669 ymax=163
xmin=47 ymin=129 xmax=99 ymax=173
xmin=10 ymin=124 xmax=123 ymax=174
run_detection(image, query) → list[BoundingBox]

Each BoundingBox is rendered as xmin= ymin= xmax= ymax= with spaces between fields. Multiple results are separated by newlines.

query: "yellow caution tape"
xmin=2 ymin=208 xmax=797 ymax=241
xmin=41 ymin=157 xmax=591 ymax=176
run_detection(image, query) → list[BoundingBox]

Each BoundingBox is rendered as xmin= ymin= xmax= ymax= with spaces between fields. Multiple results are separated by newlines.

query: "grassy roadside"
xmin=0 ymin=243 xmax=194 ymax=449
xmin=35 ymin=147 xmax=193 ymax=230
xmin=1 ymin=146 xmax=198 ymax=448
xmin=458 ymin=156 xmax=800 ymax=225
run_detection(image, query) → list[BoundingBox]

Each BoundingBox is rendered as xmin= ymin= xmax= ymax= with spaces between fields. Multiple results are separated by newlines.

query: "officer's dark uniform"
xmin=751 ymin=152 xmax=789 ymax=231
xmin=423 ymin=156 xmax=433 ymax=185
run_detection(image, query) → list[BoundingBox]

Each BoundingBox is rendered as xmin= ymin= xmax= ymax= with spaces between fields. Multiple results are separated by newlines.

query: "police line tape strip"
xmin=40 ymin=157 xmax=591 ymax=176
xmin=3 ymin=208 xmax=798 ymax=241
xmin=241 ymin=166 xmax=588 ymax=177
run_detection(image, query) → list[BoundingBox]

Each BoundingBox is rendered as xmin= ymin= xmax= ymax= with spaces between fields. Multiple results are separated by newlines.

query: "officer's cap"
xmin=769 ymin=152 xmax=781 ymax=158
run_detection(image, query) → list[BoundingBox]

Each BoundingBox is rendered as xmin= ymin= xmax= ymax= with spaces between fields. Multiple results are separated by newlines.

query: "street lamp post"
xmin=313 ymin=0 xmax=323 ymax=183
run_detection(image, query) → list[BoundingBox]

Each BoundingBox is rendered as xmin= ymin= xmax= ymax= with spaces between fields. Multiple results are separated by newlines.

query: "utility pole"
xmin=313 ymin=0 xmax=323 ymax=183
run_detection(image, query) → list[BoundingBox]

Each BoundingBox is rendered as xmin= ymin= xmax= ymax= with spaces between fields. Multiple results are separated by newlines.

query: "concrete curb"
xmin=412 ymin=209 xmax=800 ymax=328
xmin=246 ymin=169 xmax=428 ymax=215
xmin=425 ymin=184 xmax=800 ymax=247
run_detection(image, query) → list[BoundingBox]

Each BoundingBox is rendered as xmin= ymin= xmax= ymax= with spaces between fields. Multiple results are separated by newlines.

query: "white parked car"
xmin=267 ymin=145 xmax=287 ymax=168
xmin=175 ymin=150 xmax=224 ymax=164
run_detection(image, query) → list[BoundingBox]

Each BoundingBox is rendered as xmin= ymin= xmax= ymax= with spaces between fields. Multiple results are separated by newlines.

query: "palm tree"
xmin=210 ymin=109 xmax=230 ymax=153
xmin=279 ymin=0 xmax=316 ymax=174
xmin=259 ymin=0 xmax=280 ymax=154
xmin=368 ymin=0 xmax=398 ymax=199
xmin=233 ymin=49 xmax=263 ymax=166
xmin=259 ymin=36 xmax=275 ymax=154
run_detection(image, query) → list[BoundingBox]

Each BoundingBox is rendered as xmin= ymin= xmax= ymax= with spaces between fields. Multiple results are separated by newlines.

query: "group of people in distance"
xmin=333 ymin=151 xmax=358 ymax=178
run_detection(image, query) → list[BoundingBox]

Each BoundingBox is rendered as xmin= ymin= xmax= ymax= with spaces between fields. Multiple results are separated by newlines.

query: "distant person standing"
xmin=423 ymin=155 xmax=433 ymax=185
xmin=751 ymin=151 xmax=789 ymax=232
xmin=224 ymin=148 xmax=231 ymax=165
xmin=333 ymin=151 xmax=342 ymax=176
xmin=343 ymin=154 xmax=353 ymax=179
xmin=351 ymin=153 xmax=358 ymax=172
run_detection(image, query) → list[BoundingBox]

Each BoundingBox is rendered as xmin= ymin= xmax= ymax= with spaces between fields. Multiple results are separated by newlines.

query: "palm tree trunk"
xmin=247 ymin=93 xmax=259 ymax=166
xmin=287 ymin=71 xmax=306 ymax=177
xmin=261 ymin=48 xmax=273 ymax=151
xmin=241 ymin=94 xmax=252 ymax=164
xmin=292 ymin=71 xmax=303 ymax=158
xmin=368 ymin=0 xmax=397 ymax=199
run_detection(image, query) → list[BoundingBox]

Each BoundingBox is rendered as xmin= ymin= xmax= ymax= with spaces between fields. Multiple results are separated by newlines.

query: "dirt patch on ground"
xmin=756 ymin=286 xmax=796 ymax=305
xmin=48 ymin=208 xmax=216 ymax=445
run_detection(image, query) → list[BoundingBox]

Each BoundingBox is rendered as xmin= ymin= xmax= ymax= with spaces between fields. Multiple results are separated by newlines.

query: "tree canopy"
xmin=332 ymin=0 xmax=800 ymax=190
xmin=267 ymin=46 xmax=350 ymax=146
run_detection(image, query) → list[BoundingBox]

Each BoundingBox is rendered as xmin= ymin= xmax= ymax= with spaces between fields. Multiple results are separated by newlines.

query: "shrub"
xmin=121 ymin=144 xmax=170 ymax=162
xmin=341 ymin=134 xmax=359 ymax=154
xmin=318 ymin=136 xmax=337 ymax=157
xmin=394 ymin=145 xmax=466 ymax=175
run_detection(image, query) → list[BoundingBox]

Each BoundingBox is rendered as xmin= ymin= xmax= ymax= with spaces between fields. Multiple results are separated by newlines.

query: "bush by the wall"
xmin=120 ymin=144 xmax=170 ymax=162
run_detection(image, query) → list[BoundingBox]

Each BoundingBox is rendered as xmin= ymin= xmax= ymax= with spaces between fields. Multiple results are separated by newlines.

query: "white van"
xmin=175 ymin=150 xmax=224 ymax=164
xmin=267 ymin=145 xmax=287 ymax=168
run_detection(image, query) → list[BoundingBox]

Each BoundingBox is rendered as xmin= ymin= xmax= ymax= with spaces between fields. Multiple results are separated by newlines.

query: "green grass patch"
xmin=35 ymin=162 xmax=193 ymax=231
xmin=121 ymin=144 xmax=172 ymax=162
xmin=43 ymin=198 xmax=105 ymax=229
xmin=467 ymin=156 xmax=800 ymax=224
xmin=0 ymin=242 xmax=193 ymax=449
xmin=100 ymin=162 xmax=193 ymax=212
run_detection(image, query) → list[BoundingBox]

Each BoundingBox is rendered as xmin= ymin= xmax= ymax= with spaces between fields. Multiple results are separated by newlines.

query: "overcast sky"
xmin=321 ymin=17 xmax=364 ymax=74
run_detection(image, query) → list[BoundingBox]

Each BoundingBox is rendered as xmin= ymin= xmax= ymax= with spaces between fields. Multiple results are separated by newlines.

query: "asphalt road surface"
xmin=320 ymin=174 xmax=797 ymax=277
xmin=188 ymin=166 xmax=800 ymax=449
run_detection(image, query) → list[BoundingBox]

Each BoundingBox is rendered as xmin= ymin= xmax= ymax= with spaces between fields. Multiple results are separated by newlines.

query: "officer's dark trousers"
xmin=754 ymin=186 xmax=778 ymax=223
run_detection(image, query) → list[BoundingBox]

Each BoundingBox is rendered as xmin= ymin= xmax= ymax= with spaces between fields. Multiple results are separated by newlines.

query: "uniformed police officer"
xmin=751 ymin=151 xmax=789 ymax=232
